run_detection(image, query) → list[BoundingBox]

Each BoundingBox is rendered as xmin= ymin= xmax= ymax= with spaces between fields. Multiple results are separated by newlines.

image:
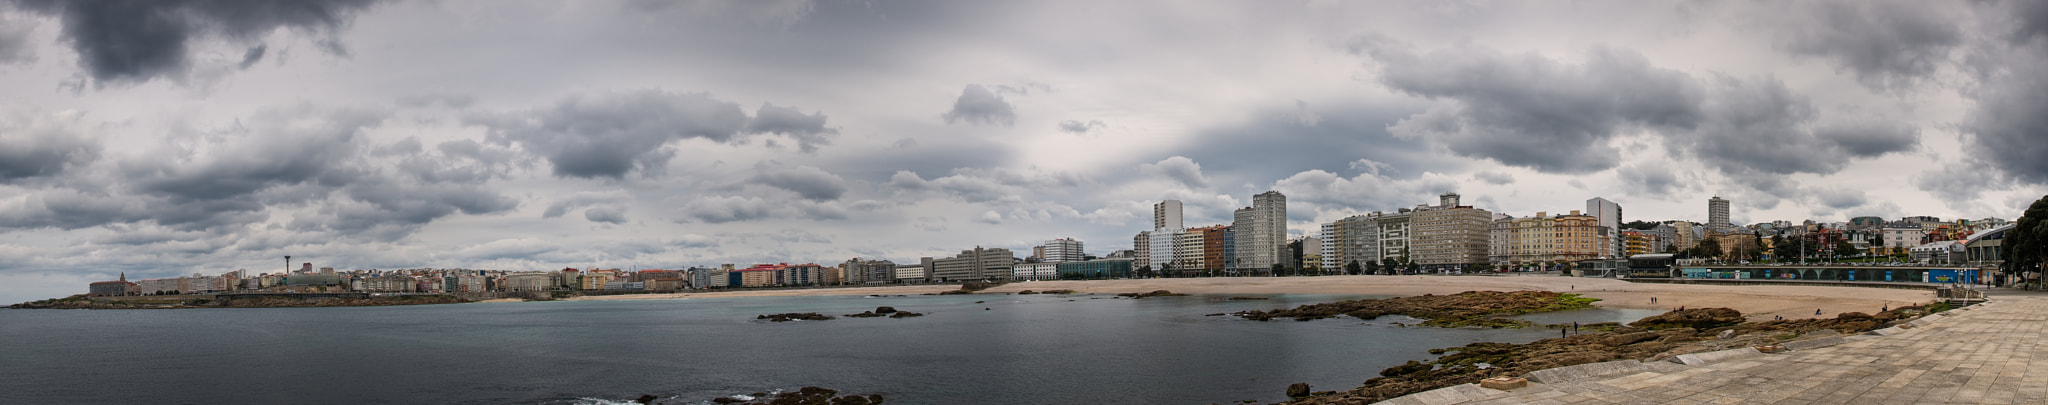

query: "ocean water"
xmin=0 ymin=293 xmax=1655 ymax=404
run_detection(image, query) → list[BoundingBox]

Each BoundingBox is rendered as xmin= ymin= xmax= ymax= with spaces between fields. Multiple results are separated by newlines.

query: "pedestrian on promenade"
xmin=1815 ymin=308 xmax=1822 ymax=316
xmin=1882 ymin=304 xmax=1888 ymax=312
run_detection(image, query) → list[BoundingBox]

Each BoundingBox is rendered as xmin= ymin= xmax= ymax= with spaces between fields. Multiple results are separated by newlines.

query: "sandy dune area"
xmin=565 ymin=275 xmax=1934 ymax=321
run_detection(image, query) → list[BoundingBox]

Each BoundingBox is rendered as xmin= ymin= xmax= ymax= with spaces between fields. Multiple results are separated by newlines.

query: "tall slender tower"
xmin=1251 ymin=191 xmax=1287 ymax=273
xmin=1708 ymin=196 xmax=1731 ymax=233
xmin=1153 ymin=200 xmax=1183 ymax=231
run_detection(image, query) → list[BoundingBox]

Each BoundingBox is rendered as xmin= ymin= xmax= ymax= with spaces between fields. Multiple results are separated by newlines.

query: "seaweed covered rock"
xmin=1628 ymin=308 xmax=1744 ymax=330
xmin=1273 ymin=304 xmax=1934 ymax=404
xmin=1235 ymin=290 xmax=1599 ymax=327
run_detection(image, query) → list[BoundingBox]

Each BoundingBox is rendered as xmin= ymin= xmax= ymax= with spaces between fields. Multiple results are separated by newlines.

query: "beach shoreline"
xmin=565 ymin=275 xmax=1933 ymax=320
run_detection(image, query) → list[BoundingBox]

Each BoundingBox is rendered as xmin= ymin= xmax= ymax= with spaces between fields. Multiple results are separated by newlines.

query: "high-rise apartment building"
xmin=1318 ymin=214 xmax=1382 ymax=271
xmin=1411 ymin=193 xmax=1492 ymax=270
xmin=1708 ymin=196 xmax=1731 ymax=233
xmin=1042 ymin=238 xmax=1084 ymax=263
xmin=1229 ymin=191 xmax=1288 ymax=273
xmin=1197 ymin=225 xmax=1230 ymax=272
xmin=1154 ymin=200 xmax=1183 ymax=231
xmin=1232 ymin=207 xmax=1254 ymax=271
xmin=1132 ymin=231 xmax=1151 ymax=270
xmin=1586 ymin=197 xmax=1622 ymax=259
xmin=1150 ymin=229 xmax=1179 ymax=271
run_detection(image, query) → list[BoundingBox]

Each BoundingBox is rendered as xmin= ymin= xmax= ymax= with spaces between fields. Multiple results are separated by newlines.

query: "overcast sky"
xmin=1 ymin=0 xmax=2044 ymax=303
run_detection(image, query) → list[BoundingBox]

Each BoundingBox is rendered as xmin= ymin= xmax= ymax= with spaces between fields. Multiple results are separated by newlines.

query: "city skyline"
xmin=2 ymin=0 xmax=2046 ymax=304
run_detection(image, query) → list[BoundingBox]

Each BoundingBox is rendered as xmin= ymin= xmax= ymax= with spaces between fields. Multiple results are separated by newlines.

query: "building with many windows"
xmin=1231 ymin=191 xmax=1288 ymax=273
xmin=1042 ymin=238 xmax=1084 ymax=263
xmin=1410 ymin=193 xmax=1492 ymax=271
xmin=927 ymin=247 xmax=1016 ymax=282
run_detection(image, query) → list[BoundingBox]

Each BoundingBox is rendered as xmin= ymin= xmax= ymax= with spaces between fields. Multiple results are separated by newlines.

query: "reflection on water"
xmin=2 ymin=293 xmax=1597 ymax=405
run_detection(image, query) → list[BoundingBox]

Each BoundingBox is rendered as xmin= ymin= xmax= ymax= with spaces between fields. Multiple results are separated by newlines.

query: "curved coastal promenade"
xmin=1378 ymin=290 xmax=2048 ymax=405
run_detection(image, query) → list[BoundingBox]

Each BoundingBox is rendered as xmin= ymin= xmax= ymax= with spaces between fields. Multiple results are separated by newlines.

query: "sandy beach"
xmin=566 ymin=275 xmax=1933 ymax=321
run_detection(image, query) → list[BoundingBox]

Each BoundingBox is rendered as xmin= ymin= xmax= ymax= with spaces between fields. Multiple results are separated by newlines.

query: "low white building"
xmin=1911 ymin=241 xmax=1965 ymax=265
xmin=1012 ymin=263 xmax=1059 ymax=281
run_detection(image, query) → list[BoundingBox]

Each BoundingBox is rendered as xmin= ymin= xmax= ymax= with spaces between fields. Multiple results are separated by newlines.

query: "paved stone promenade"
xmin=1379 ymin=296 xmax=2047 ymax=404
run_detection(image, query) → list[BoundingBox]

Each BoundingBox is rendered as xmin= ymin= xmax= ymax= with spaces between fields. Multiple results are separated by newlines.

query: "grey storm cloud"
xmin=236 ymin=44 xmax=266 ymax=69
xmin=681 ymin=195 xmax=775 ymax=223
xmin=744 ymin=103 xmax=835 ymax=153
xmin=1619 ymin=164 xmax=1681 ymax=197
xmin=1778 ymin=1 xmax=1963 ymax=92
xmin=942 ymin=84 xmax=1016 ymax=126
xmin=0 ymin=119 xmax=99 ymax=182
xmin=15 ymin=0 xmax=380 ymax=84
xmin=1963 ymin=62 xmax=2048 ymax=184
xmin=1472 ymin=171 xmax=1513 ymax=185
xmin=473 ymin=90 xmax=837 ymax=179
xmin=1355 ymin=37 xmax=1919 ymax=178
xmin=583 ymin=206 xmax=628 ymax=224
xmin=0 ymin=12 xmax=35 ymax=64
xmin=1057 ymin=120 xmax=1105 ymax=133
xmin=131 ymin=107 xmax=385 ymax=202
xmin=1357 ymin=40 xmax=1703 ymax=174
xmin=1682 ymin=76 xmax=1918 ymax=175
xmin=749 ymin=165 xmax=847 ymax=201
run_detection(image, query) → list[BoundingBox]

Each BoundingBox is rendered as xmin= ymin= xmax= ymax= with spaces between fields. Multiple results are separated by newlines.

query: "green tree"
xmin=1270 ymin=263 xmax=1287 ymax=276
xmin=1345 ymin=260 xmax=1363 ymax=275
xmin=1365 ymin=260 xmax=1381 ymax=275
xmin=1697 ymin=238 xmax=1723 ymax=260
xmin=1664 ymin=242 xmax=1679 ymax=254
xmin=1381 ymin=257 xmax=1399 ymax=274
xmin=2004 ymin=195 xmax=2048 ymax=290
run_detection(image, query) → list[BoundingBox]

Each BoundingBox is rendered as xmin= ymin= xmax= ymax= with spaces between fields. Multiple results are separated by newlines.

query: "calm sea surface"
xmin=0 ymin=292 xmax=1659 ymax=404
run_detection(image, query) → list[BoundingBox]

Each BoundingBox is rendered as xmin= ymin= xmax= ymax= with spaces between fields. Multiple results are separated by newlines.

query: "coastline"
xmin=567 ymin=275 xmax=1935 ymax=320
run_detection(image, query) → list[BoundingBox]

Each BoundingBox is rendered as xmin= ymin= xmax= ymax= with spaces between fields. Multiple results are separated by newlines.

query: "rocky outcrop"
xmin=1276 ymin=304 xmax=1936 ymax=404
xmin=1286 ymin=383 xmax=1312 ymax=398
xmin=1627 ymin=307 xmax=1745 ymax=330
xmin=1116 ymin=290 xmax=1187 ymax=299
xmin=1234 ymin=290 xmax=1600 ymax=328
xmin=700 ymin=387 xmax=884 ymax=405
xmin=758 ymin=313 xmax=834 ymax=322
xmin=845 ymin=307 xmax=912 ymax=318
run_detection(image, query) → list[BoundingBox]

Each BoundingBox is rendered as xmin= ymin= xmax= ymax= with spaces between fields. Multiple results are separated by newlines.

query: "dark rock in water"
xmin=1017 ymin=290 xmax=1038 ymax=295
xmin=759 ymin=313 xmax=834 ymax=322
xmin=1116 ymin=290 xmax=1187 ymax=299
xmin=634 ymin=394 xmax=659 ymax=404
xmin=888 ymin=311 xmax=923 ymax=318
xmin=1205 ymin=313 xmax=1226 ymax=316
xmin=703 ymin=386 xmax=882 ymax=405
xmin=1380 ymin=360 xmax=1431 ymax=377
xmin=974 ymin=301 xmax=984 ymax=304
xmin=1287 ymin=383 xmax=1312 ymax=398
xmin=845 ymin=306 xmax=903 ymax=318
xmin=874 ymin=306 xmax=897 ymax=314
xmin=984 ymin=307 xmax=990 ymax=310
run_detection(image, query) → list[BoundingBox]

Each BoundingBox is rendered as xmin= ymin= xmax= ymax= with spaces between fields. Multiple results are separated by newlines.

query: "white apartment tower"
xmin=1043 ymin=238 xmax=1084 ymax=263
xmin=1154 ymin=200 xmax=1184 ymax=231
xmin=1587 ymin=197 xmax=1622 ymax=259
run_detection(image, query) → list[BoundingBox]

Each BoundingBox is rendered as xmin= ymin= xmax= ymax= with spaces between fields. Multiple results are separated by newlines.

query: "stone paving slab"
xmin=1373 ymin=297 xmax=2045 ymax=404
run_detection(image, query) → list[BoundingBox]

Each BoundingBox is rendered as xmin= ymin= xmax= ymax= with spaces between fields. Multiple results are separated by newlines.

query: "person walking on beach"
xmin=1651 ymin=297 xmax=1657 ymax=304
xmin=1815 ymin=308 xmax=1822 ymax=316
